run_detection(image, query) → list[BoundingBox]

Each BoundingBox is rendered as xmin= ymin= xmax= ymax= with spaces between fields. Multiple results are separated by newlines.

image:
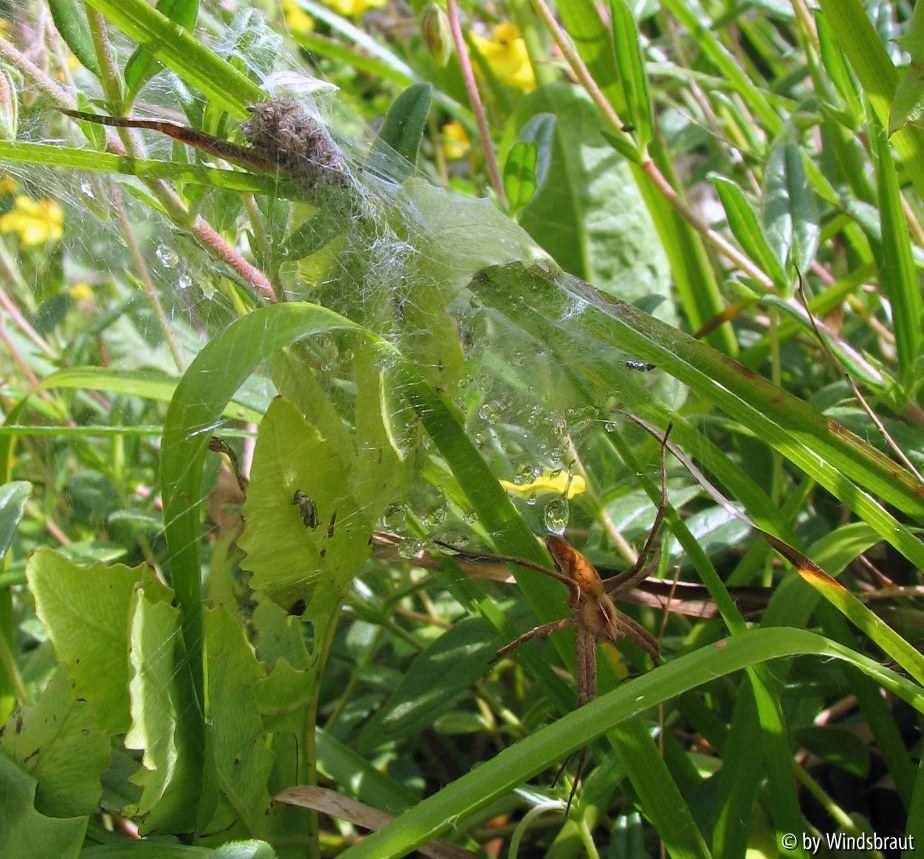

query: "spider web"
xmin=0 ymin=4 xmax=692 ymax=613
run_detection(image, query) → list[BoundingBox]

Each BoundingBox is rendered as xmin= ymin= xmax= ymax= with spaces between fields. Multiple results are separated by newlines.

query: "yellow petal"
xmin=500 ymin=471 xmax=586 ymax=499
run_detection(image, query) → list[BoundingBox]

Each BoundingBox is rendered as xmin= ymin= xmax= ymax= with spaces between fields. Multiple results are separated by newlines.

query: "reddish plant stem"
xmin=445 ymin=0 xmax=507 ymax=206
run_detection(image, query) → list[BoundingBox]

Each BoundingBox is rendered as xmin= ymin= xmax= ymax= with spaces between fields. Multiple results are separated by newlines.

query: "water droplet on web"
xmin=478 ymin=401 xmax=498 ymax=423
xmin=155 ymin=244 xmax=179 ymax=267
xmin=398 ymin=539 xmax=423 ymax=559
xmin=604 ymin=420 xmax=618 ymax=432
xmin=382 ymin=503 xmax=406 ymax=530
xmin=176 ymin=272 xmax=192 ymax=290
xmin=425 ymin=505 xmax=446 ymax=527
xmin=544 ymin=497 xmax=569 ymax=535
xmin=515 ymin=463 xmax=539 ymax=485
xmin=526 ymin=492 xmax=537 ymax=507
xmin=79 ymin=178 xmax=94 ymax=198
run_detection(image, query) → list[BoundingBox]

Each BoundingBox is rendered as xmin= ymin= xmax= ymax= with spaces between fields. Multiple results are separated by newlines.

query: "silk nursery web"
xmin=0 ymin=4 xmax=690 ymax=590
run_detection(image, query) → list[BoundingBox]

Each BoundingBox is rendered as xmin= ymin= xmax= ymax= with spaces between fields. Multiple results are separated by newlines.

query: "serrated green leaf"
xmin=238 ymin=397 xmax=371 ymax=611
xmin=25 ymin=549 xmax=169 ymax=734
xmin=48 ymin=0 xmax=101 ymax=77
xmin=0 ymin=481 xmax=30 ymax=563
xmin=0 ymin=752 xmax=86 ymax=858
xmin=204 ymin=606 xmax=275 ymax=835
xmin=0 ymin=667 xmax=108 ymax=817
xmin=124 ymin=591 xmax=200 ymax=833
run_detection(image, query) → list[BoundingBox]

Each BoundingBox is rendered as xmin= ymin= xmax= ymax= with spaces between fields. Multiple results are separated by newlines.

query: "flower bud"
xmin=421 ymin=4 xmax=452 ymax=68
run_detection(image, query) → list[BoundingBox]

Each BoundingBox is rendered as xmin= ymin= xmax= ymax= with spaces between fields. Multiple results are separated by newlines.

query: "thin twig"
xmin=445 ymin=0 xmax=506 ymax=205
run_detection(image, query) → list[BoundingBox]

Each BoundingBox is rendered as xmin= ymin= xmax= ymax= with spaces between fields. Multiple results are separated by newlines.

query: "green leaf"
xmin=358 ymin=617 xmax=497 ymax=751
xmin=504 ymin=141 xmax=538 ymax=213
xmin=709 ymin=174 xmax=787 ymax=287
xmin=514 ymin=85 xmax=675 ymax=320
xmin=204 ymin=606 xmax=275 ymax=836
xmin=123 ymin=0 xmax=199 ymax=105
xmin=82 ymin=0 xmax=262 ymax=116
xmin=48 ymin=0 xmax=102 ymax=77
xmin=337 ymin=627 xmax=924 ymax=859
xmin=124 ymin=591 xmax=200 ymax=833
xmin=472 ymin=264 xmax=924 ymax=565
xmin=238 ymin=397 xmax=372 ymax=611
xmin=371 ymin=83 xmax=432 ymax=180
xmin=161 ymin=303 xmax=365 ymax=704
xmin=873 ymin=121 xmax=923 ymax=384
xmin=609 ymin=0 xmax=653 ymax=147
xmin=0 ymin=667 xmax=108 ymax=817
xmin=816 ymin=13 xmax=862 ymax=122
xmin=762 ymin=138 xmax=819 ymax=276
xmin=794 ymin=726 xmax=870 ymax=777
xmin=0 ymin=752 xmax=86 ymax=859
xmin=25 ymin=549 xmax=168 ymax=734
xmin=0 ymin=481 xmax=30 ymax=563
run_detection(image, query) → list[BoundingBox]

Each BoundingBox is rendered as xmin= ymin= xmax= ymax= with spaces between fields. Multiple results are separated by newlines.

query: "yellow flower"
xmin=442 ymin=120 xmax=470 ymax=160
xmin=0 ymin=196 xmax=64 ymax=246
xmin=471 ymin=22 xmax=536 ymax=92
xmin=322 ymin=0 xmax=386 ymax=19
xmin=283 ymin=0 xmax=315 ymax=34
xmin=69 ymin=282 xmax=94 ymax=302
xmin=500 ymin=470 xmax=586 ymax=500
xmin=0 ymin=174 xmax=16 ymax=194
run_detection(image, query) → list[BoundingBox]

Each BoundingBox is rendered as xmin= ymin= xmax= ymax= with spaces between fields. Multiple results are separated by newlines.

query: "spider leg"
xmin=495 ymin=617 xmax=574 ymax=661
xmin=437 ymin=541 xmax=581 ymax=604
xmin=612 ymin=611 xmax=661 ymax=663
xmin=603 ymin=424 xmax=672 ymax=597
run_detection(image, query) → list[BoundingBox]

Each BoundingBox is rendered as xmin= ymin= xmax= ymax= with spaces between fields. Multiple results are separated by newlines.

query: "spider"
xmin=439 ymin=426 xmax=673 ymax=809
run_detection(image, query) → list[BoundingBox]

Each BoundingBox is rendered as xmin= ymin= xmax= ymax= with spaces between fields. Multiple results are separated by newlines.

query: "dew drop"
xmin=526 ymin=492 xmax=538 ymax=507
xmin=604 ymin=420 xmax=618 ymax=433
xmin=478 ymin=401 xmax=498 ymax=423
xmin=398 ymin=539 xmax=423 ymax=559
xmin=176 ymin=272 xmax=192 ymax=290
xmin=79 ymin=178 xmax=94 ymax=198
xmin=515 ymin=463 xmax=539 ymax=485
xmin=544 ymin=497 xmax=569 ymax=535
xmin=155 ymin=244 xmax=179 ymax=267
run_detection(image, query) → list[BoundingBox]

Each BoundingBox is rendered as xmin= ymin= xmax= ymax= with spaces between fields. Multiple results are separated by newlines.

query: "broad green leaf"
xmin=0 ymin=481 xmax=30 ymax=563
xmin=82 ymin=0 xmax=262 ymax=116
xmin=504 ymin=141 xmax=539 ymax=213
xmin=513 ymin=85 xmax=675 ymax=320
xmin=0 ymin=752 xmax=86 ymax=859
xmin=0 ymin=667 xmax=108 ymax=817
xmin=371 ymin=83 xmax=432 ymax=180
xmin=204 ymin=606 xmax=274 ymax=836
xmin=25 ymin=549 xmax=168 ymax=734
xmin=124 ymin=0 xmax=199 ymax=104
xmin=238 ymin=397 xmax=371 ymax=611
xmin=358 ymin=617 xmax=497 ymax=751
xmin=124 ymin=591 xmax=200 ymax=833
xmin=48 ymin=0 xmax=101 ymax=77
xmin=762 ymin=138 xmax=819 ymax=277
xmin=338 ymin=627 xmax=924 ymax=859
xmin=609 ymin=0 xmax=653 ymax=147
xmin=873 ymin=121 xmax=923 ymax=384
xmin=709 ymin=174 xmax=787 ymax=287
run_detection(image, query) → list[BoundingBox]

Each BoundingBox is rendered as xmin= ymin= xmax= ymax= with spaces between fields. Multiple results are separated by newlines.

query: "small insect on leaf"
xmin=625 ymin=360 xmax=656 ymax=371
xmin=293 ymin=490 xmax=319 ymax=529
